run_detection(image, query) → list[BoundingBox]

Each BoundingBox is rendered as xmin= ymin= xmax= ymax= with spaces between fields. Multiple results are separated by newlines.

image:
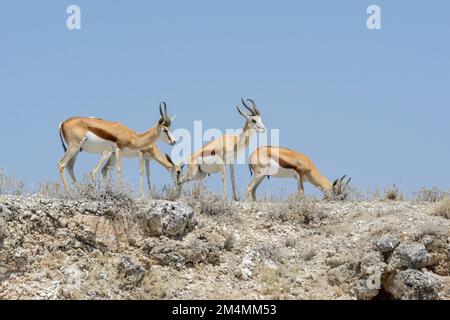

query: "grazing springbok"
xmin=58 ymin=102 xmax=176 ymax=192
xmin=98 ymin=143 xmax=183 ymax=196
xmin=180 ymin=98 xmax=266 ymax=200
xmin=247 ymin=146 xmax=351 ymax=201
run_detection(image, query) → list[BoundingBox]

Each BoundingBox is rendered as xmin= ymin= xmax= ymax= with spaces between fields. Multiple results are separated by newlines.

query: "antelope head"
xmin=330 ymin=175 xmax=352 ymax=200
xmin=164 ymin=153 xmax=184 ymax=185
xmin=236 ymin=98 xmax=266 ymax=133
xmin=158 ymin=102 xmax=177 ymax=146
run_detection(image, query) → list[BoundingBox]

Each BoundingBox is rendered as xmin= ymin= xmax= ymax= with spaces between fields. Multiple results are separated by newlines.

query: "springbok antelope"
xmin=180 ymin=98 xmax=266 ymax=200
xmin=247 ymin=146 xmax=351 ymax=201
xmin=58 ymin=102 xmax=176 ymax=192
xmin=98 ymin=143 xmax=183 ymax=196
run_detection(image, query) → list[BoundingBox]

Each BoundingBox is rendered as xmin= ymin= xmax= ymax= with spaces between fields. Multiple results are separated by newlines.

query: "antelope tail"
xmin=59 ymin=123 xmax=67 ymax=153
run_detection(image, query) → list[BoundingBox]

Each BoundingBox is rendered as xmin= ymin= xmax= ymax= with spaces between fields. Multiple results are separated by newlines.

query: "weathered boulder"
xmin=142 ymin=202 xmax=196 ymax=238
xmin=384 ymin=269 xmax=441 ymax=300
xmin=389 ymin=242 xmax=430 ymax=269
xmin=352 ymin=251 xmax=387 ymax=300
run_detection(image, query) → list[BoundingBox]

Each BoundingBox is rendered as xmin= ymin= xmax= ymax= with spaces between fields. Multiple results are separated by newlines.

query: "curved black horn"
xmin=159 ymin=101 xmax=168 ymax=117
xmin=247 ymin=99 xmax=260 ymax=115
xmin=159 ymin=103 xmax=164 ymax=117
xmin=241 ymin=98 xmax=255 ymax=115
xmin=236 ymin=105 xmax=248 ymax=118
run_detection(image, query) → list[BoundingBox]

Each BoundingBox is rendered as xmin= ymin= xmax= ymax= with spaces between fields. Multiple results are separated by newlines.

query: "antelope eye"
xmin=251 ymin=119 xmax=257 ymax=124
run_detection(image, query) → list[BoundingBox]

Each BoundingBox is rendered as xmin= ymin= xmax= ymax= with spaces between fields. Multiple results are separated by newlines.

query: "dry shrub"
xmin=72 ymin=178 xmax=135 ymax=210
xmin=258 ymin=266 xmax=292 ymax=299
xmin=181 ymin=182 xmax=236 ymax=216
xmin=140 ymin=272 xmax=168 ymax=299
xmin=37 ymin=176 xmax=135 ymax=210
xmin=0 ymin=169 xmax=25 ymax=195
xmin=415 ymin=187 xmax=448 ymax=203
xmin=384 ymin=185 xmax=404 ymax=201
xmin=36 ymin=181 xmax=66 ymax=198
xmin=269 ymin=195 xmax=325 ymax=225
xmin=149 ymin=185 xmax=180 ymax=202
xmin=434 ymin=197 xmax=450 ymax=219
xmin=224 ymin=233 xmax=235 ymax=251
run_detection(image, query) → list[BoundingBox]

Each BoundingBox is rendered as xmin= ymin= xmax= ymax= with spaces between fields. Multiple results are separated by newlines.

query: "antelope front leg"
xmin=92 ymin=151 xmax=112 ymax=181
xmin=297 ymin=173 xmax=305 ymax=197
xmin=229 ymin=163 xmax=239 ymax=201
xmin=220 ymin=162 xmax=227 ymax=199
xmin=247 ymin=175 xmax=265 ymax=202
xmin=145 ymin=158 xmax=151 ymax=192
xmin=117 ymin=149 xmax=123 ymax=190
xmin=139 ymin=152 xmax=145 ymax=197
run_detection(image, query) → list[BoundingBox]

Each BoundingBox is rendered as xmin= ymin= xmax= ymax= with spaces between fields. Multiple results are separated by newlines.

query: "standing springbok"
xmin=98 ymin=143 xmax=183 ymax=196
xmin=58 ymin=102 xmax=176 ymax=192
xmin=247 ymin=146 xmax=351 ymax=201
xmin=180 ymin=98 xmax=266 ymax=200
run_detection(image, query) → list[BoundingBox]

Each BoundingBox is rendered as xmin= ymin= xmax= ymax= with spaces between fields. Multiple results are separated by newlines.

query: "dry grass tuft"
xmin=180 ymin=183 xmax=236 ymax=216
xmin=434 ymin=197 xmax=450 ymax=219
xmin=149 ymin=185 xmax=180 ymax=202
xmin=0 ymin=169 xmax=25 ymax=196
xmin=415 ymin=187 xmax=448 ymax=203
xmin=384 ymin=185 xmax=404 ymax=201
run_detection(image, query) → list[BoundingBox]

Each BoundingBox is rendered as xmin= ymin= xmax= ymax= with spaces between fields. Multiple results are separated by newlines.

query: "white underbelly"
xmin=262 ymin=159 xmax=299 ymax=179
xmin=198 ymin=155 xmax=223 ymax=174
xmin=82 ymin=132 xmax=116 ymax=154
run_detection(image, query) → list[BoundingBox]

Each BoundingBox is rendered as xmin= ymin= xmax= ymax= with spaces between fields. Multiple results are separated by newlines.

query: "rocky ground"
xmin=0 ymin=192 xmax=449 ymax=300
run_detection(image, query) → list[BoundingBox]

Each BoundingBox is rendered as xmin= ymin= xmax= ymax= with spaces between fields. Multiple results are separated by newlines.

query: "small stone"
xmin=375 ymin=235 xmax=400 ymax=253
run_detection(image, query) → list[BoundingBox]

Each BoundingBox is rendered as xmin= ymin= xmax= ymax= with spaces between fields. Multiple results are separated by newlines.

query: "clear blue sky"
xmin=0 ymin=0 xmax=449 ymax=196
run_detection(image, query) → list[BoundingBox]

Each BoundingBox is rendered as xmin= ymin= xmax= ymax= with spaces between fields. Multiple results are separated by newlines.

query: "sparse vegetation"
xmin=384 ymin=185 xmax=404 ymax=201
xmin=149 ymin=185 xmax=180 ymax=202
xmin=224 ymin=233 xmax=235 ymax=251
xmin=434 ymin=197 xmax=450 ymax=219
xmin=181 ymin=183 xmax=236 ymax=216
xmin=0 ymin=169 xmax=25 ymax=195
xmin=415 ymin=187 xmax=448 ymax=203
xmin=266 ymin=195 xmax=325 ymax=225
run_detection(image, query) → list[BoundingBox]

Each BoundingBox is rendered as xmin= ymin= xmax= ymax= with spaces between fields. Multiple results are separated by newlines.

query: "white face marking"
xmin=161 ymin=127 xmax=176 ymax=145
xmin=249 ymin=115 xmax=266 ymax=133
xmin=82 ymin=132 xmax=116 ymax=154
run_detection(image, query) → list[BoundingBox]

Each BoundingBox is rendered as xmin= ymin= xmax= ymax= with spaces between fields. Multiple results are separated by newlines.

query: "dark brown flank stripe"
xmin=88 ymin=127 xmax=118 ymax=143
xmin=265 ymin=148 xmax=299 ymax=171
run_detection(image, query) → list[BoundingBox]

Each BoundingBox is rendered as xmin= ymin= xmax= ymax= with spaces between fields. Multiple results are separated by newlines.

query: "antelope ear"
xmin=171 ymin=115 xmax=177 ymax=122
